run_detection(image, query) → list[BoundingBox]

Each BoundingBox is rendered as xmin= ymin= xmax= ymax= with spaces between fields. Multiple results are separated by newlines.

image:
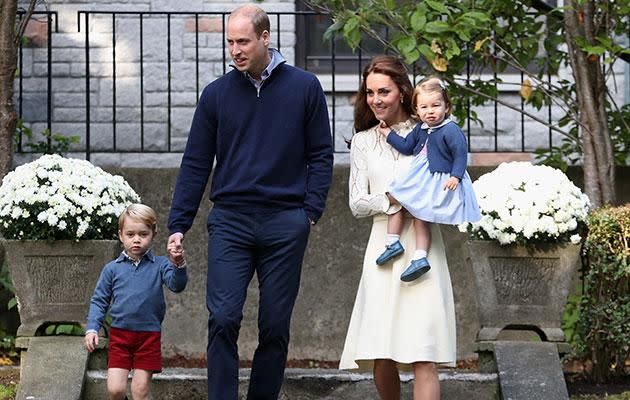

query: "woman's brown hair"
xmin=353 ymin=55 xmax=414 ymax=133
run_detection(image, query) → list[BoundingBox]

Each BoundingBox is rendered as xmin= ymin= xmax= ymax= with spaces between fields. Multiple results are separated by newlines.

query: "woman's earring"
xmin=400 ymin=97 xmax=404 ymax=104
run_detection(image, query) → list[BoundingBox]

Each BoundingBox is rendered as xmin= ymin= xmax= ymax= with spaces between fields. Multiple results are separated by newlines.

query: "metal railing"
xmin=15 ymin=10 xmax=558 ymax=160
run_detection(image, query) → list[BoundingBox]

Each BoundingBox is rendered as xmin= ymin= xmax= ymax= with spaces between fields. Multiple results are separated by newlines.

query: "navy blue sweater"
xmin=168 ymin=63 xmax=333 ymax=234
xmin=386 ymin=120 xmax=468 ymax=179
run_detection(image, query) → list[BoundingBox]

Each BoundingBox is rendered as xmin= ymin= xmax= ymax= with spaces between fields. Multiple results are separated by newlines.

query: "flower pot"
xmin=1 ymin=239 xmax=119 ymax=337
xmin=466 ymin=240 xmax=581 ymax=342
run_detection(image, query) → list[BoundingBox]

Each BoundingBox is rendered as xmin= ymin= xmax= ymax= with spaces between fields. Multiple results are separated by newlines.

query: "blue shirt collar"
xmin=116 ymin=248 xmax=155 ymax=264
xmin=232 ymin=48 xmax=286 ymax=86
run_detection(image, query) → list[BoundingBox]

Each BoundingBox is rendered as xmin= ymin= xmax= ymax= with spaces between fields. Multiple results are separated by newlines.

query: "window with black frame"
xmin=294 ymin=1 xmax=390 ymax=74
xmin=294 ymin=0 xmax=558 ymax=75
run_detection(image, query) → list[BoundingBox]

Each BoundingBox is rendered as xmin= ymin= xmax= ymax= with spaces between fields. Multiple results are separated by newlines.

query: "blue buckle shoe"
xmin=376 ymin=240 xmax=404 ymax=265
xmin=400 ymin=257 xmax=431 ymax=282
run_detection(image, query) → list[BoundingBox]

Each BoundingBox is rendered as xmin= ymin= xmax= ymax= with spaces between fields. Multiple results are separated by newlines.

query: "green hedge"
xmin=576 ymin=204 xmax=630 ymax=383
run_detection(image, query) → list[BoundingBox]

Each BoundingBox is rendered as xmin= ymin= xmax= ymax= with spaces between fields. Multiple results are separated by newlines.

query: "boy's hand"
xmin=168 ymin=246 xmax=186 ymax=267
xmin=443 ymin=176 xmax=460 ymax=191
xmin=167 ymin=232 xmax=185 ymax=267
xmin=85 ymin=332 xmax=98 ymax=353
xmin=377 ymin=121 xmax=390 ymax=137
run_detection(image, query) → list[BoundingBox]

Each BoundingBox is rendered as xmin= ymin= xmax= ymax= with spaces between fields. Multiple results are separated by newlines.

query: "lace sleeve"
xmin=348 ymin=135 xmax=391 ymax=218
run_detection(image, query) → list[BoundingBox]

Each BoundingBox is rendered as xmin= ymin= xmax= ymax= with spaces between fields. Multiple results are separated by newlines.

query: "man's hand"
xmin=85 ymin=332 xmax=98 ymax=353
xmin=168 ymin=246 xmax=186 ymax=267
xmin=443 ymin=176 xmax=460 ymax=191
xmin=168 ymin=233 xmax=184 ymax=252
xmin=167 ymin=232 xmax=185 ymax=266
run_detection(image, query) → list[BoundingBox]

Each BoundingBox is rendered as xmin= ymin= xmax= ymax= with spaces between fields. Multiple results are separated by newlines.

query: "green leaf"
xmin=583 ymin=45 xmax=606 ymax=56
xmin=7 ymin=298 xmax=17 ymax=310
xmin=410 ymin=10 xmax=427 ymax=31
xmin=418 ymin=43 xmax=434 ymax=60
xmin=323 ymin=19 xmax=345 ymax=42
xmin=425 ymin=0 xmax=450 ymax=14
xmin=461 ymin=11 xmax=491 ymax=22
xmin=457 ymin=29 xmax=471 ymax=42
xmin=397 ymin=36 xmax=418 ymax=55
xmin=425 ymin=21 xmax=451 ymax=33
xmin=343 ymin=16 xmax=361 ymax=49
xmin=404 ymin=49 xmax=421 ymax=65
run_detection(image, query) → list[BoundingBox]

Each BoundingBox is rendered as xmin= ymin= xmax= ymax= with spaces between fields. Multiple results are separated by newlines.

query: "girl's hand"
xmin=443 ymin=176 xmax=460 ymax=191
xmin=85 ymin=332 xmax=98 ymax=353
xmin=377 ymin=121 xmax=390 ymax=137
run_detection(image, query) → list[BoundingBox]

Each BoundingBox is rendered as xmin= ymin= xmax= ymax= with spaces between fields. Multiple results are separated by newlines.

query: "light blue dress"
xmin=388 ymin=121 xmax=481 ymax=225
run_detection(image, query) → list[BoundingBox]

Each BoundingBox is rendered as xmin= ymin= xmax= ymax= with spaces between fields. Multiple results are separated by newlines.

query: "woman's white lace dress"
xmin=339 ymin=120 xmax=456 ymax=370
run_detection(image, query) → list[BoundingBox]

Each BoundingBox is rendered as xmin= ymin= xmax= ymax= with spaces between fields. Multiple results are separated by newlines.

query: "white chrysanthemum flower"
xmin=570 ymin=234 xmax=581 ymax=244
xmin=0 ymin=154 xmax=141 ymax=240
xmin=467 ymin=162 xmax=589 ymax=245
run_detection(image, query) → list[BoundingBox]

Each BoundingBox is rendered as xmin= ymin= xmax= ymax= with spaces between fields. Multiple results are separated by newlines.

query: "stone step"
xmin=84 ymin=368 xmax=498 ymax=400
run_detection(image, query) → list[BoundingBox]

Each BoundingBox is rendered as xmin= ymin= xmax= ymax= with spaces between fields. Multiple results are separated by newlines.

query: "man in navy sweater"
xmin=167 ymin=4 xmax=333 ymax=400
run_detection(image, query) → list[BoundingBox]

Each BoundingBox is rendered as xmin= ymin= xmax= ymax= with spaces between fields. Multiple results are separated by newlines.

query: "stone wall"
xmin=108 ymin=165 xmax=630 ymax=363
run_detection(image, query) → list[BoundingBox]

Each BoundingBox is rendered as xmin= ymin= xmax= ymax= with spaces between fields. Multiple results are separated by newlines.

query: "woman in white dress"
xmin=340 ymin=55 xmax=456 ymax=400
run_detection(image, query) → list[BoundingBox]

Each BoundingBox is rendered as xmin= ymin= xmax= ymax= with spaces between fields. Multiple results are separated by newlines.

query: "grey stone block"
xmin=33 ymin=62 xmax=71 ymax=77
xmin=2 ymin=240 xmax=119 ymax=336
xmin=494 ymin=341 xmax=569 ymax=400
xmin=16 ymin=336 xmax=89 ymax=400
xmin=53 ymin=92 xmax=85 ymax=108
xmin=466 ymin=241 xmax=581 ymax=342
xmin=19 ymin=93 xmax=48 ymax=123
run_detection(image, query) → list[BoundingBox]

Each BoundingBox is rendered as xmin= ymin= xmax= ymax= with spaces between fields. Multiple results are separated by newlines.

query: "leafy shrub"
xmin=576 ymin=204 xmax=630 ymax=383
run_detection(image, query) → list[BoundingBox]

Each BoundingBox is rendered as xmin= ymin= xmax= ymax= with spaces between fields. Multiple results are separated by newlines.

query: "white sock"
xmin=413 ymin=249 xmax=428 ymax=260
xmin=386 ymin=234 xmax=400 ymax=246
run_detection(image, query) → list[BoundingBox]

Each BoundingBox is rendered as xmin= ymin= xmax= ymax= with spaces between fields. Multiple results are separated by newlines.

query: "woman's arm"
xmin=349 ymin=135 xmax=400 ymax=218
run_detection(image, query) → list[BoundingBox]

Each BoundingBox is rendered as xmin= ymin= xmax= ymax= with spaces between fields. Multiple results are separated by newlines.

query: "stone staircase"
xmin=83 ymin=368 xmax=499 ymax=399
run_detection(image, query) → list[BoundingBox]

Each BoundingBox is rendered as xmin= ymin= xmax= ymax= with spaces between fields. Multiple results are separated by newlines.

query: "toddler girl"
xmin=375 ymin=76 xmax=481 ymax=281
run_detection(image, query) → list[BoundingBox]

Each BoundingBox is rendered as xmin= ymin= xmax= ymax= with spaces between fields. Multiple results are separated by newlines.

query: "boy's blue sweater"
xmin=168 ymin=63 xmax=333 ymax=234
xmin=86 ymin=250 xmax=188 ymax=333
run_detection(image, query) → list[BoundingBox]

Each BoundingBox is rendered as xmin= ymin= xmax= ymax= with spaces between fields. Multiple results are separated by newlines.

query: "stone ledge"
xmin=86 ymin=367 xmax=498 ymax=383
xmin=84 ymin=368 xmax=499 ymax=400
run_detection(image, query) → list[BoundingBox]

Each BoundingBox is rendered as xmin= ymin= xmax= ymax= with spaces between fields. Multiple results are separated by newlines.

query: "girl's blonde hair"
xmin=412 ymin=76 xmax=452 ymax=120
xmin=118 ymin=203 xmax=158 ymax=233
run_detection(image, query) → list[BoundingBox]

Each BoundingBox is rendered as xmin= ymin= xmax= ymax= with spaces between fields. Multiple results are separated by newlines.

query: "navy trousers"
xmin=205 ymin=206 xmax=311 ymax=400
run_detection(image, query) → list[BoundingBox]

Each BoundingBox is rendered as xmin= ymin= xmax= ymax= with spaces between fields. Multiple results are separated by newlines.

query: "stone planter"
xmin=1 ymin=240 xmax=119 ymax=337
xmin=467 ymin=240 xmax=581 ymax=342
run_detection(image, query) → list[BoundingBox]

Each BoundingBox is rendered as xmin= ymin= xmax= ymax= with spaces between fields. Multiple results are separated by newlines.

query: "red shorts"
xmin=108 ymin=327 xmax=162 ymax=372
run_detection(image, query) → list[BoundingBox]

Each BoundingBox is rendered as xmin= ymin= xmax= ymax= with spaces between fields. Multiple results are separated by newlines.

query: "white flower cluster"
xmin=0 ymin=154 xmax=140 ymax=240
xmin=459 ymin=162 xmax=590 ymax=245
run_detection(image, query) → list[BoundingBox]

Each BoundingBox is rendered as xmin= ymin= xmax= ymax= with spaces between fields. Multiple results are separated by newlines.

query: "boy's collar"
xmin=116 ymin=248 xmax=155 ymax=264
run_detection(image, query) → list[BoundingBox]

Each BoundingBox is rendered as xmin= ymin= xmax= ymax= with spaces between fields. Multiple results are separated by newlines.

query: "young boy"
xmin=85 ymin=203 xmax=188 ymax=400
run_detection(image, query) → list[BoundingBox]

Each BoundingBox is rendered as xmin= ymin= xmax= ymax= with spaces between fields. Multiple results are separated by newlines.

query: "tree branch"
xmin=530 ymin=0 xmax=630 ymax=64
xmin=14 ymin=0 xmax=38 ymax=47
xmin=450 ymin=78 xmax=574 ymax=141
